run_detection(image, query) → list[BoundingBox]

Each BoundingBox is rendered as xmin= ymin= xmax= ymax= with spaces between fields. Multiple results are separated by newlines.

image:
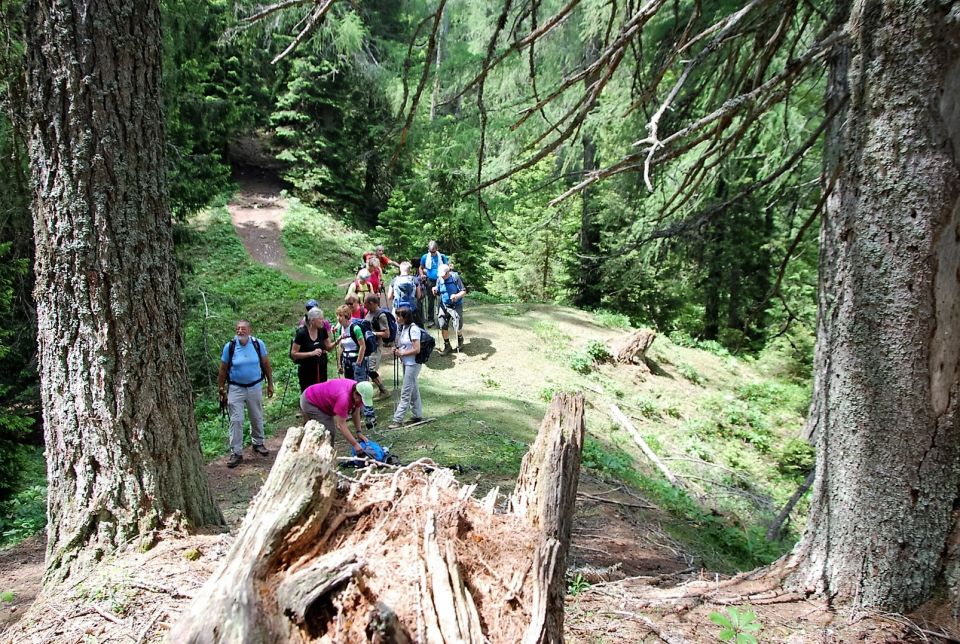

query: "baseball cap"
xmin=358 ymin=268 xmax=371 ymax=280
xmin=438 ymin=264 xmax=450 ymax=276
xmin=305 ymin=299 xmax=318 ymax=310
xmin=355 ymin=381 xmax=375 ymax=407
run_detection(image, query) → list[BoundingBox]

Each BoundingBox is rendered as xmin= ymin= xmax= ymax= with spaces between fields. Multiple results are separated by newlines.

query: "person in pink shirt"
xmin=300 ymin=379 xmax=375 ymax=452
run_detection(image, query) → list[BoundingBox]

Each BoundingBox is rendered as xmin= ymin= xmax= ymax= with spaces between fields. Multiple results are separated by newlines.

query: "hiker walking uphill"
xmin=419 ymin=241 xmax=448 ymax=327
xmin=218 ymin=320 xmax=274 ymax=468
xmin=388 ymin=261 xmax=423 ymax=327
xmin=389 ymin=307 xmax=425 ymax=428
xmin=290 ymin=306 xmax=333 ymax=392
xmin=435 ymin=263 xmax=468 ymax=354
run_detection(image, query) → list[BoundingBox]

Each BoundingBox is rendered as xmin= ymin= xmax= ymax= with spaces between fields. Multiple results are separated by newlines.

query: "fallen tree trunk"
xmin=170 ymin=393 xmax=585 ymax=643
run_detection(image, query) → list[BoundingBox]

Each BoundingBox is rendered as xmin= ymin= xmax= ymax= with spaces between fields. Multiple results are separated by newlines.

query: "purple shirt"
xmin=303 ymin=379 xmax=357 ymax=418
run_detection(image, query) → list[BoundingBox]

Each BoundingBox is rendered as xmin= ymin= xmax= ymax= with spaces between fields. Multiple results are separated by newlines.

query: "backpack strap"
xmin=226 ymin=337 xmax=265 ymax=387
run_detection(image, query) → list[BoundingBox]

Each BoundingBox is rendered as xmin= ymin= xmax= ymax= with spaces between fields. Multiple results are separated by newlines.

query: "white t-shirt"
xmin=397 ymin=324 xmax=422 ymax=367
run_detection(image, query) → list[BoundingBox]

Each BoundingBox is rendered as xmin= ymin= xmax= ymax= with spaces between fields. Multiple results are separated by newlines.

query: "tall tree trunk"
xmin=25 ymin=0 xmax=223 ymax=584
xmin=575 ymin=39 xmax=602 ymax=309
xmin=787 ymin=1 xmax=960 ymax=611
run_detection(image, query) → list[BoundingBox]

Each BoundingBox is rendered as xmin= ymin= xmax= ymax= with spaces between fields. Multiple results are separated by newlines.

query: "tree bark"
xmin=613 ymin=328 xmax=657 ymax=369
xmin=173 ymin=394 xmax=585 ymax=643
xmin=786 ymin=1 xmax=960 ymax=611
xmin=25 ymin=0 xmax=223 ymax=584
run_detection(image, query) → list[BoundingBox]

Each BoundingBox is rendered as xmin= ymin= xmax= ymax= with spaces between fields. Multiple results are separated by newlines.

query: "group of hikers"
xmin=217 ymin=242 xmax=468 ymax=467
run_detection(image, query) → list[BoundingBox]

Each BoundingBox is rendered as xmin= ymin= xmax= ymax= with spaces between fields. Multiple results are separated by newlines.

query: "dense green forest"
xmin=0 ymin=1 xmax=824 ymax=529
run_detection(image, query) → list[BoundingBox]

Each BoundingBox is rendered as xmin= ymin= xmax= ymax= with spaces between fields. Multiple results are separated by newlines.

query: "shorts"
xmin=367 ymin=348 xmax=381 ymax=373
xmin=437 ymin=303 xmax=463 ymax=331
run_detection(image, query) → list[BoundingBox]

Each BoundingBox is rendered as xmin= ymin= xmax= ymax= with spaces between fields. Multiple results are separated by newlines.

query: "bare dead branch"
xmin=270 ymin=0 xmax=336 ymax=65
xmin=242 ymin=0 xmax=314 ymax=24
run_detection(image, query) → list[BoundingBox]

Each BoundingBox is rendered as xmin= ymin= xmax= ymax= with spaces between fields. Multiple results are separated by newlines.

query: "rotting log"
xmin=613 ymin=328 xmax=657 ymax=369
xmin=170 ymin=394 xmax=585 ymax=643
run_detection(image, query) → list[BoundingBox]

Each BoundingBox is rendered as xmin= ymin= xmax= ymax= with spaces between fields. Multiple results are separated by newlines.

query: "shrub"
xmin=777 ymin=438 xmax=815 ymax=476
xmin=585 ymin=340 xmax=612 ymax=363
xmin=568 ymin=352 xmax=593 ymax=375
xmin=593 ymin=309 xmax=632 ymax=329
xmin=677 ymin=362 xmax=704 ymax=385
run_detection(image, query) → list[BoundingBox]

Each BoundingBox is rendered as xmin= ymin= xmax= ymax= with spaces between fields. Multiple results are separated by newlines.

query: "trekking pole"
xmin=278 ymin=365 xmax=291 ymax=417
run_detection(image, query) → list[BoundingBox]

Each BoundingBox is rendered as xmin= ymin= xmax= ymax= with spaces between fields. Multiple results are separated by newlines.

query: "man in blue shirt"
xmin=217 ymin=320 xmax=275 ymax=468
xmin=434 ymin=264 xmax=468 ymax=354
xmin=419 ymin=240 xmax=448 ymax=328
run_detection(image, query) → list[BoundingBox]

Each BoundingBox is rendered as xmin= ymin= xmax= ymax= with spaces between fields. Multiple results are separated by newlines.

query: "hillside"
xmin=3 ymin=179 xmax=917 ymax=644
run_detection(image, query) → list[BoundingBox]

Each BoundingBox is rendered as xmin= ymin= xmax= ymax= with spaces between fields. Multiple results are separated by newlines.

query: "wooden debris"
xmin=609 ymin=404 xmax=683 ymax=489
xmin=613 ymin=329 xmax=657 ymax=369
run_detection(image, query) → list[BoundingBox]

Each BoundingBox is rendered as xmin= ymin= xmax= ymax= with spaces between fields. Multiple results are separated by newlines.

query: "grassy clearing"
xmin=4 ymin=196 xmax=815 ymax=572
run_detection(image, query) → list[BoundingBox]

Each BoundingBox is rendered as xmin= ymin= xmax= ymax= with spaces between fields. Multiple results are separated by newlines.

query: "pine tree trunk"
xmin=787 ymin=1 xmax=960 ymax=611
xmin=25 ymin=0 xmax=223 ymax=584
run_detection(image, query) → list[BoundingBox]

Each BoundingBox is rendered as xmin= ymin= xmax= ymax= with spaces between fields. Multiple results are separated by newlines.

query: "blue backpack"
xmin=348 ymin=440 xmax=399 ymax=467
xmin=382 ymin=310 xmax=398 ymax=346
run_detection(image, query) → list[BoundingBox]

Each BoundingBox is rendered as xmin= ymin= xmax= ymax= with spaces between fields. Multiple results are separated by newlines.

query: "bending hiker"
xmin=364 ymin=294 xmax=392 ymax=399
xmin=435 ymin=263 xmax=468 ymax=354
xmin=347 ymin=268 xmax=375 ymax=304
xmin=291 ymin=307 xmax=333 ymax=392
xmin=419 ymin=240 xmax=448 ymax=327
xmin=218 ymin=320 xmax=274 ymax=468
xmin=300 ymin=379 xmax=374 ymax=452
xmin=335 ymin=304 xmax=376 ymax=428
xmin=389 ymin=307 xmax=424 ymax=428
xmin=388 ymin=261 xmax=424 ymax=327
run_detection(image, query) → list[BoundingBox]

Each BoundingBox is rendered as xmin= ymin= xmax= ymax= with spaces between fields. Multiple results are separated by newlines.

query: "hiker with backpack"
xmin=434 ymin=263 xmax=468 ymax=354
xmin=290 ymin=307 xmax=334 ymax=392
xmin=217 ymin=320 xmax=274 ymax=468
xmin=334 ymin=304 xmax=377 ymax=428
xmin=300 ymin=379 xmax=375 ymax=452
xmin=419 ymin=241 xmax=448 ymax=328
xmin=363 ymin=245 xmax=396 ymax=274
xmin=347 ymin=268 xmax=375 ymax=304
xmin=364 ymin=294 xmax=396 ymax=399
xmin=388 ymin=261 xmax=424 ymax=327
xmin=388 ymin=307 xmax=427 ymax=429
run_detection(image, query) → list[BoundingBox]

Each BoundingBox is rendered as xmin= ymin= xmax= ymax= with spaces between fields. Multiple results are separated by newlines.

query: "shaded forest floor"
xmin=1 ymin=175 xmax=951 ymax=642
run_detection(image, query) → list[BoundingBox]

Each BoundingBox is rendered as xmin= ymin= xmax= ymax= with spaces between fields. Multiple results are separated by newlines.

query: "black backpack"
xmin=415 ymin=326 xmax=435 ymax=364
xmin=349 ymin=319 xmax=378 ymax=355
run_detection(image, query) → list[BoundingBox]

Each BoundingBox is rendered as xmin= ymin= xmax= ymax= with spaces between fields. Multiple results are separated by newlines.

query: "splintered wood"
xmin=170 ymin=393 xmax=585 ymax=643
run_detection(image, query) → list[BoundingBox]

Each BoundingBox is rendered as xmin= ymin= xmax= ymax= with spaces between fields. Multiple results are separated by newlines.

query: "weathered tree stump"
xmin=170 ymin=393 xmax=585 ymax=643
xmin=614 ymin=328 xmax=657 ymax=371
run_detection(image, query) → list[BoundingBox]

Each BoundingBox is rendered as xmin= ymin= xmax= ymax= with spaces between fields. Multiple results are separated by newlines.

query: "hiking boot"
xmin=365 ymin=419 xmax=376 ymax=431
xmin=410 ymin=417 xmax=424 ymax=423
xmin=457 ymin=334 xmax=464 ymax=346
xmin=227 ymin=453 xmax=243 ymax=468
xmin=253 ymin=444 xmax=269 ymax=456
xmin=442 ymin=342 xmax=452 ymax=355
xmin=377 ymin=387 xmax=390 ymax=399
xmin=387 ymin=421 xmax=403 ymax=430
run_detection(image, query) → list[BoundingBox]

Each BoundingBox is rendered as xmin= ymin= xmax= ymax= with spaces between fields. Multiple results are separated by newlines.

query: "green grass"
xmin=281 ymin=198 xmax=370 ymax=282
